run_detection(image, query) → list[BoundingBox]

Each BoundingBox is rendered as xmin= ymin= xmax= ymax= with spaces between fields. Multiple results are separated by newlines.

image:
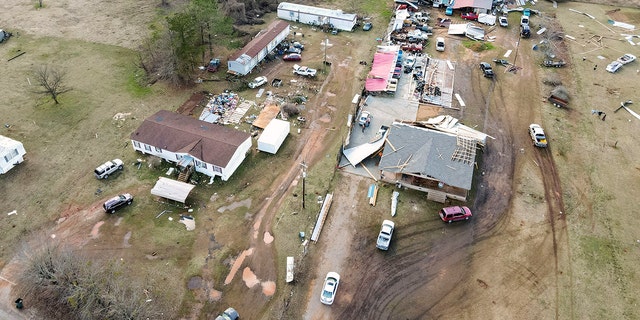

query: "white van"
xmin=436 ymin=37 xmax=445 ymax=52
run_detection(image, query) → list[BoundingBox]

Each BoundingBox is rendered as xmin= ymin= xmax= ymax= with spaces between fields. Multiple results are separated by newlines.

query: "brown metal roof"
xmin=130 ymin=110 xmax=250 ymax=168
xmin=230 ymin=20 xmax=289 ymax=60
xmin=252 ymin=103 xmax=281 ymax=129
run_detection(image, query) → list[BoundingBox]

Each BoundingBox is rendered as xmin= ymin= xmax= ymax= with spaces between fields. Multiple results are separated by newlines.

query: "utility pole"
xmin=301 ymin=161 xmax=308 ymax=209
xmin=323 ymin=37 xmax=328 ymax=74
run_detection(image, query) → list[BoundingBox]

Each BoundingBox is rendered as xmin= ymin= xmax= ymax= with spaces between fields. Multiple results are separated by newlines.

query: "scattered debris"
xmin=368 ymin=184 xmax=379 ymax=206
xmin=591 ymin=110 xmax=606 ymax=120
xmin=286 ymin=257 xmax=294 ymax=283
xmin=391 ymin=191 xmax=399 ymax=217
xmin=155 ymin=210 xmax=172 ymax=219
xmin=112 ymin=112 xmax=131 ymax=121
xmin=179 ymin=214 xmax=195 ymax=231
xmin=614 ymin=100 xmax=639 ymax=120
xmin=6 ymin=210 xmax=17 ymax=216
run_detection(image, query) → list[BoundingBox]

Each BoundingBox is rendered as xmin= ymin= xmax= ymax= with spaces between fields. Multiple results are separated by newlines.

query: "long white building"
xmin=277 ymin=2 xmax=357 ymax=31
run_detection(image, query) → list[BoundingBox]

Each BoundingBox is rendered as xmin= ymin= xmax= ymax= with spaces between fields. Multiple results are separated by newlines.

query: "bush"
xmin=17 ymin=243 xmax=171 ymax=320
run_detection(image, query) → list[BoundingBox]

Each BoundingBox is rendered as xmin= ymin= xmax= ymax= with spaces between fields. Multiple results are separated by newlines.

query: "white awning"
xmin=151 ymin=177 xmax=196 ymax=203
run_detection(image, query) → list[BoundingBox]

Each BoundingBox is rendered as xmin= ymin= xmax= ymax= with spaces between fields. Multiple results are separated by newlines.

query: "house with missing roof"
xmin=378 ymin=122 xmax=478 ymax=203
xmin=227 ymin=20 xmax=290 ymax=76
xmin=130 ymin=110 xmax=252 ymax=181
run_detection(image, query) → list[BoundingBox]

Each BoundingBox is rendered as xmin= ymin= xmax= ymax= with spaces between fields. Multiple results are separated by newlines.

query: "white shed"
xmin=277 ymin=2 xmax=357 ymax=31
xmin=0 ymin=135 xmax=26 ymax=174
xmin=258 ymin=119 xmax=290 ymax=154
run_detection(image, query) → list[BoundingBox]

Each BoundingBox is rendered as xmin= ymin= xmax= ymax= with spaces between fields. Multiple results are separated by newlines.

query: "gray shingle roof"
xmin=379 ymin=123 xmax=476 ymax=190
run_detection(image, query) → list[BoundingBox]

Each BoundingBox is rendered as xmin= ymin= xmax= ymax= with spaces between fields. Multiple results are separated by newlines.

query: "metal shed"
xmin=258 ymin=119 xmax=290 ymax=154
xmin=151 ymin=177 xmax=196 ymax=203
xmin=277 ymin=2 xmax=357 ymax=31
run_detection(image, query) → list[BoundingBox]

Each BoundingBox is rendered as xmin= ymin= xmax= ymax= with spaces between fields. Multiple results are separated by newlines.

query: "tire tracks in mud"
xmin=532 ymin=147 xmax=574 ymax=319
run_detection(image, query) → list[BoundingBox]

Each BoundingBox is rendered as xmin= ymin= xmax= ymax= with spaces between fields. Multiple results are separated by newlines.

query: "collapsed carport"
xmin=151 ymin=177 xmax=196 ymax=203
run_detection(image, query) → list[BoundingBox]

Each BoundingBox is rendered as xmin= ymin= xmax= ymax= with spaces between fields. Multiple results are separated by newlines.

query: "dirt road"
xmin=293 ymin=4 xmax=575 ymax=319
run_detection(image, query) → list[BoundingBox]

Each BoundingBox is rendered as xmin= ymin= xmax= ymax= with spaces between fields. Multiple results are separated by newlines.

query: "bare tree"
xmin=17 ymin=241 xmax=170 ymax=319
xmin=33 ymin=66 xmax=71 ymax=104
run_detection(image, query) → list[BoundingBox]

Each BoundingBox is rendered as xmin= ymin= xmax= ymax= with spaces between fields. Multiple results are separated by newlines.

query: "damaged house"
xmin=130 ymin=110 xmax=252 ymax=181
xmin=378 ymin=122 xmax=480 ymax=202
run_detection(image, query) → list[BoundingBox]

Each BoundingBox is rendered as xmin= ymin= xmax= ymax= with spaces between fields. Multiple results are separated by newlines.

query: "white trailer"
xmin=0 ymin=135 xmax=26 ymax=174
xmin=277 ymin=2 xmax=357 ymax=31
xmin=258 ymin=119 xmax=290 ymax=154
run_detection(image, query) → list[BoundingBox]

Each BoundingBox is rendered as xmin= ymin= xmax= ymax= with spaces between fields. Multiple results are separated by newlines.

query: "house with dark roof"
xmin=227 ymin=20 xmax=290 ymax=76
xmin=378 ymin=122 xmax=478 ymax=202
xmin=130 ymin=110 xmax=252 ymax=181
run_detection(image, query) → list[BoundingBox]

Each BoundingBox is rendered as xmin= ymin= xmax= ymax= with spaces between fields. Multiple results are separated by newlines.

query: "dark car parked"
xmin=103 ymin=193 xmax=133 ymax=214
xmin=479 ymin=62 xmax=494 ymax=78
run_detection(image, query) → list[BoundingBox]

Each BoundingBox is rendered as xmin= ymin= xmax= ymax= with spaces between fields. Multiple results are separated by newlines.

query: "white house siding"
xmin=277 ymin=2 xmax=357 ymax=31
xmin=227 ymin=22 xmax=290 ymax=75
xmin=131 ymin=137 xmax=251 ymax=181
xmin=220 ymin=138 xmax=252 ymax=181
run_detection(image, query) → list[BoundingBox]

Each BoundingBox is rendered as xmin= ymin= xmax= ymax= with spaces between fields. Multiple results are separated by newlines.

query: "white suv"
xmin=94 ymin=159 xmax=124 ymax=179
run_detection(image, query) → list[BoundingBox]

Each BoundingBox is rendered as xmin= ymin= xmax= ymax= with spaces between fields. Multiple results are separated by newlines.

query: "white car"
xmin=248 ymin=76 xmax=268 ymax=88
xmin=617 ymin=53 xmax=636 ymax=65
xmin=498 ymin=16 xmax=508 ymax=27
xmin=403 ymin=55 xmax=416 ymax=72
xmin=292 ymin=64 xmax=317 ymax=77
xmin=605 ymin=61 xmax=623 ymax=73
xmin=94 ymin=158 xmax=124 ymax=179
xmin=376 ymin=220 xmax=395 ymax=250
xmin=358 ymin=111 xmax=371 ymax=127
xmin=320 ymin=272 xmax=340 ymax=305
xmin=529 ymin=123 xmax=548 ymax=148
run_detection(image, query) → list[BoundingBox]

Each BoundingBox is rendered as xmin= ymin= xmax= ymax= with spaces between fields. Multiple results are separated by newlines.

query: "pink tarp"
xmin=365 ymin=52 xmax=396 ymax=91
xmin=365 ymin=78 xmax=388 ymax=91
xmin=453 ymin=0 xmax=492 ymax=9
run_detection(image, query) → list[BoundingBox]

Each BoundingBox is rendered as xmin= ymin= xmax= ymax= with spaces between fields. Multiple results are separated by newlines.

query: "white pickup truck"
xmin=376 ymin=220 xmax=395 ymax=250
xmin=293 ymin=64 xmax=317 ymax=77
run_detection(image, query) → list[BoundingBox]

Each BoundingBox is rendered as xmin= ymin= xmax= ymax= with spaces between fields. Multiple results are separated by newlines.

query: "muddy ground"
xmin=1 ymin=0 xmax=639 ymax=319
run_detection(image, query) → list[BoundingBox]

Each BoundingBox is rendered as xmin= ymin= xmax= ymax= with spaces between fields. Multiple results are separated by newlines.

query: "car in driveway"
xmin=103 ymin=193 xmax=133 ymax=214
xmin=320 ymin=272 xmax=340 ymax=305
xmin=376 ymin=220 xmax=395 ymax=250
xmin=606 ymin=60 xmax=623 ymax=73
xmin=617 ymin=53 xmax=636 ymax=65
xmin=363 ymin=22 xmax=373 ymax=31
xmin=358 ymin=111 xmax=371 ymax=127
xmin=286 ymin=46 xmax=301 ymax=54
xmin=283 ymin=53 xmax=302 ymax=61
xmin=292 ymin=41 xmax=305 ymax=51
xmin=529 ymin=123 xmax=548 ymax=147
xmin=215 ymin=307 xmax=239 ymax=320
xmin=293 ymin=64 xmax=317 ymax=77
xmin=445 ymin=6 xmax=453 ymax=16
xmin=403 ymin=55 xmax=416 ymax=73
xmin=94 ymin=158 xmax=124 ymax=179
xmin=439 ymin=206 xmax=472 ymax=223
xmin=479 ymin=62 xmax=494 ymax=78
xmin=461 ymin=12 xmax=479 ymax=20
xmin=248 ymin=76 xmax=268 ymax=88
xmin=498 ymin=16 xmax=508 ymax=27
